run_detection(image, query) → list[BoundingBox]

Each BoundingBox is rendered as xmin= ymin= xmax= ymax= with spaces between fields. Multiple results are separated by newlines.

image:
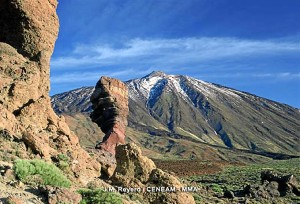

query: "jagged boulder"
xmin=111 ymin=143 xmax=195 ymax=204
xmin=112 ymin=143 xmax=156 ymax=187
xmin=244 ymin=181 xmax=281 ymax=199
xmin=261 ymin=170 xmax=300 ymax=196
xmin=90 ymin=76 xmax=129 ymax=154
xmin=0 ymin=0 xmax=100 ymax=184
xmin=244 ymin=170 xmax=300 ymax=199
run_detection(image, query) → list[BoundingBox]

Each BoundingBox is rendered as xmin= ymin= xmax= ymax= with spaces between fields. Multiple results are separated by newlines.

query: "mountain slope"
xmin=51 ymin=71 xmax=300 ymax=158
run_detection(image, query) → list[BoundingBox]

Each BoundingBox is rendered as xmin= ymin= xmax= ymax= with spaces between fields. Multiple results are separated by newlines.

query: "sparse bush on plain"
xmin=210 ymin=184 xmax=223 ymax=194
xmin=188 ymin=158 xmax=300 ymax=192
xmin=78 ymin=188 xmax=123 ymax=204
xmin=13 ymin=159 xmax=71 ymax=188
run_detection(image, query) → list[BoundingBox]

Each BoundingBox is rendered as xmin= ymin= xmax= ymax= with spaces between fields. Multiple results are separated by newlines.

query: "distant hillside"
xmin=51 ymin=71 xmax=300 ymax=160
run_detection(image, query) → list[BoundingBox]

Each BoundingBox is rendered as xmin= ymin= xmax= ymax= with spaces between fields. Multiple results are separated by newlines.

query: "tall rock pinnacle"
xmin=90 ymin=76 xmax=129 ymax=154
xmin=0 ymin=0 xmax=100 ymax=184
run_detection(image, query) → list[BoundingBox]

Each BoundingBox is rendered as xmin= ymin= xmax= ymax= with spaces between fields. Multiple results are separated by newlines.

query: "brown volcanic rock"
xmin=112 ymin=143 xmax=156 ymax=186
xmin=90 ymin=76 xmax=129 ymax=154
xmin=0 ymin=0 xmax=100 ymax=184
xmin=112 ymin=143 xmax=195 ymax=204
xmin=0 ymin=0 xmax=59 ymax=61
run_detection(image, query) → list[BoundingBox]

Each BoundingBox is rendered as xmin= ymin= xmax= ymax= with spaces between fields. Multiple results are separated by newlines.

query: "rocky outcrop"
xmin=0 ymin=0 xmax=100 ymax=184
xmin=243 ymin=170 xmax=300 ymax=199
xmin=260 ymin=170 xmax=299 ymax=196
xmin=112 ymin=143 xmax=156 ymax=187
xmin=90 ymin=76 xmax=129 ymax=154
xmin=88 ymin=148 xmax=117 ymax=179
xmin=111 ymin=143 xmax=195 ymax=204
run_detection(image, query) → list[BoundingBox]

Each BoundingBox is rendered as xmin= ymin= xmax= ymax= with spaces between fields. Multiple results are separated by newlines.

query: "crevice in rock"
xmin=8 ymin=83 xmax=15 ymax=96
xmin=13 ymin=99 xmax=34 ymax=116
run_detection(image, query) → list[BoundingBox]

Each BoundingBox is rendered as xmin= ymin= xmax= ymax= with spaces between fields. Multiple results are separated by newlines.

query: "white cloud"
xmin=50 ymin=68 xmax=154 ymax=84
xmin=51 ymin=37 xmax=300 ymax=69
xmin=50 ymin=72 xmax=104 ymax=83
xmin=253 ymin=72 xmax=300 ymax=78
xmin=199 ymin=72 xmax=300 ymax=79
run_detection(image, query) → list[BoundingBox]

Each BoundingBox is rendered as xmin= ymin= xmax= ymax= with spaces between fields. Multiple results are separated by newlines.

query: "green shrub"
xmin=78 ymin=189 xmax=123 ymax=204
xmin=210 ymin=184 xmax=223 ymax=194
xmin=13 ymin=159 xmax=71 ymax=188
xmin=193 ymin=194 xmax=202 ymax=204
xmin=58 ymin=154 xmax=69 ymax=162
xmin=58 ymin=160 xmax=69 ymax=171
xmin=57 ymin=154 xmax=70 ymax=171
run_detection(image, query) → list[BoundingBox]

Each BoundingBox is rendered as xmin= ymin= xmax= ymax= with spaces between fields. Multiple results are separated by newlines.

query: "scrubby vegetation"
xmin=189 ymin=158 xmax=300 ymax=193
xmin=13 ymin=159 xmax=71 ymax=188
xmin=78 ymin=188 xmax=123 ymax=204
xmin=188 ymin=158 xmax=300 ymax=204
xmin=57 ymin=153 xmax=70 ymax=171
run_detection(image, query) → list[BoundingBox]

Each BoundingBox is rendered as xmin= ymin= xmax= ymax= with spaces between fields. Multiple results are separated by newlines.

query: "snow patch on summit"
xmin=167 ymin=75 xmax=190 ymax=102
xmin=127 ymin=71 xmax=245 ymax=105
xmin=127 ymin=75 xmax=164 ymax=101
xmin=186 ymin=77 xmax=241 ymax=99
xmin=141 ymin=76 xmax=164 ymax=97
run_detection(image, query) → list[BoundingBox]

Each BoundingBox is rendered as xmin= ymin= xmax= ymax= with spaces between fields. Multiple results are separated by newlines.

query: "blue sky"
xmin=50 ymin=0 xmax=300 ymax=108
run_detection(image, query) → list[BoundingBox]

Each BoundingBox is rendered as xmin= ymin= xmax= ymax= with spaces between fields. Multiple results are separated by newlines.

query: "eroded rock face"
xmin=90 ymin=76 xmax=129 ymax=154
xmin=112 ymin=143 xmax=195 ymax=204
xmin=0 ymin=0 xmax=100 ymax=184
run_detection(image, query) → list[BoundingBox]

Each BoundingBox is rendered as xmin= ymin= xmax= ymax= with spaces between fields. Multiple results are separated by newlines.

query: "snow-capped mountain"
xmin=51 ymin=71 xmax=300 ymax=158
xmin=51 ymin=86 xmax=94 ymax=114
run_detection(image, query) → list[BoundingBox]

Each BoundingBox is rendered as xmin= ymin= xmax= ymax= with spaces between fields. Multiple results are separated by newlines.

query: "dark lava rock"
xmin=223 ymin=190 xmax=235 ymax=199
xmin=243 ymin=170 xmax=300 ymax=199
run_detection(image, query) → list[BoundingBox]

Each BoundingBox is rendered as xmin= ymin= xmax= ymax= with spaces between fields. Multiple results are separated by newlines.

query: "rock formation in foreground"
xmin=90 ymin=76 xmax=129 ymax=154
xmin=0 ymin=0 xmax=100 ymax=184
xmin=112 ymin=143 xmax=195 ymax=204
